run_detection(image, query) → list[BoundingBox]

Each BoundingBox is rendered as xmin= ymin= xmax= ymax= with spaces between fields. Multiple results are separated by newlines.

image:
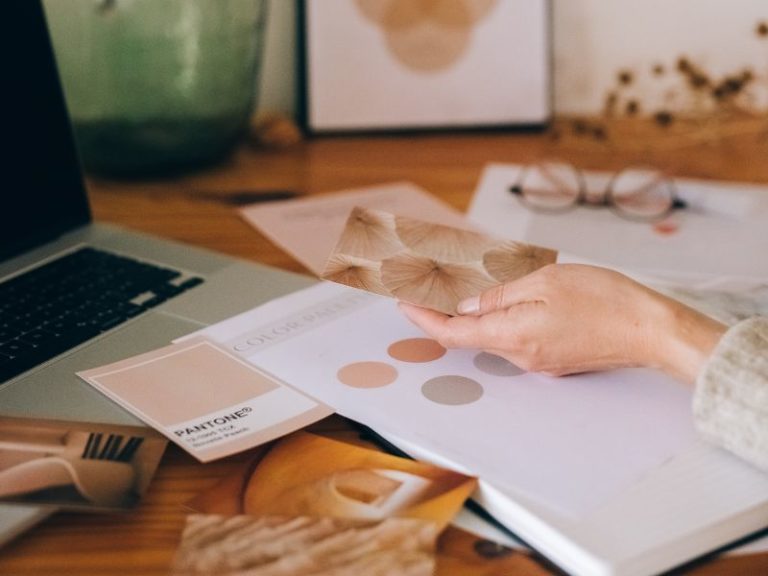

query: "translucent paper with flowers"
xmin=321 ymin=207 xmax=558 ymax=315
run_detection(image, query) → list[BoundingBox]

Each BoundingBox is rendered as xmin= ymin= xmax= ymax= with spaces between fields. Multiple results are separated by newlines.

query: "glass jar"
xmin=43 ymin=0 xmax=267 ymax=177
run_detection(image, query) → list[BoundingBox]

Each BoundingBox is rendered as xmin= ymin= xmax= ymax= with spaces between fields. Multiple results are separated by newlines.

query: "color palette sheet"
xmin=194 ymin=282 xmax=698 ymax=520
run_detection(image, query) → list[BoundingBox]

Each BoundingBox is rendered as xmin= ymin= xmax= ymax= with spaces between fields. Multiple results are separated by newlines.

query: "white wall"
xmin=257 ymin=0 xmax=768 ymax=118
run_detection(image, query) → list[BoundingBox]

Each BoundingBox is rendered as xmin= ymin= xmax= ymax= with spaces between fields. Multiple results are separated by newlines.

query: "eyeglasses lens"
xmin=518 ymin=162 xmax=581 ymax=210
xmin=610 ymin=168 xmax=674 ymax=219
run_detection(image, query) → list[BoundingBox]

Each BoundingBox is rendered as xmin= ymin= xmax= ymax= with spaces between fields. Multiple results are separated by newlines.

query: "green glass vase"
xmin=43 ymin=0 xmax=267 ymax=178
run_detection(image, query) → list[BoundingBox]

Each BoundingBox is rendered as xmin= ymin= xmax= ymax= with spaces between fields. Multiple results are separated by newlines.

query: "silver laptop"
xmin=0 ymin=0 xmax=310 ymax=544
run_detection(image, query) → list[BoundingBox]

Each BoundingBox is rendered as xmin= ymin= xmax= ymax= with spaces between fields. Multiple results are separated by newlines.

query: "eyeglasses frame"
xmin=509 ymin=162 xmax=687 ymax=222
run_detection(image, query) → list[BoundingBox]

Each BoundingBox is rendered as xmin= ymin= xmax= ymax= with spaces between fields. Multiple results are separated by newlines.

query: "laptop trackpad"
xmin=0 ymin=312 xmax=202 ymax=427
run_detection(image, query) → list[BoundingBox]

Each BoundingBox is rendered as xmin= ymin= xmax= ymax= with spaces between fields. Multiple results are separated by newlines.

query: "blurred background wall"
xmin=258 ymin=0 xmax=768 ymax=117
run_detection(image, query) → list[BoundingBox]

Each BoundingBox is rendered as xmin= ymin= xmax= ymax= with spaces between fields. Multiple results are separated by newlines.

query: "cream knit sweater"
xmin=693 ymin=317 xmax=768 ymax=471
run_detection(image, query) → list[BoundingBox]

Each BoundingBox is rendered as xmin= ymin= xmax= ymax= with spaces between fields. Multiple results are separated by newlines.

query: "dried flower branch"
xmin=564 ymin=17 xmax=768 ymax=147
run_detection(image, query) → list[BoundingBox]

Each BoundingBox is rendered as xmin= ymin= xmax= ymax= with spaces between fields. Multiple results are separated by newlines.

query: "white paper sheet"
xmin=192 ymin=282 xmax=699 ymax=520
xmin=468 ymin=163 xmax=768 ymax=282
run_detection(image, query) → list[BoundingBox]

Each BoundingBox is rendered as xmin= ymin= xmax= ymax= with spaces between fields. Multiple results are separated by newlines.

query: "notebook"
xmin=194 ymin=280 xmax=768 ymax=576
xmin=0 ymin=0 xmax=310 ymax=544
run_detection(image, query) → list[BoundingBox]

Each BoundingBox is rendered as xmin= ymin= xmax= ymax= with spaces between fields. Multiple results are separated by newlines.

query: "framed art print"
xmin=300 ymin=0 xmax=552 ymax=134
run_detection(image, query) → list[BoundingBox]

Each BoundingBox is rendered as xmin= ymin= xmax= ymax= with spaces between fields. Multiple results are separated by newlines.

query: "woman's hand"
xmin=398 ymin=264 xmax=727 ymax=383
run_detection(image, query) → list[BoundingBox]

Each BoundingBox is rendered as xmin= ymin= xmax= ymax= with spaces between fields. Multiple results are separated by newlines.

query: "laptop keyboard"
xmin=0 ymin=247 xmax=204 ymax=383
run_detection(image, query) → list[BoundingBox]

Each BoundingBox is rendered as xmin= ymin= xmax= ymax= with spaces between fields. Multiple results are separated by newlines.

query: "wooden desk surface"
xmin=1 ymin=124 xmax=767 ymax=575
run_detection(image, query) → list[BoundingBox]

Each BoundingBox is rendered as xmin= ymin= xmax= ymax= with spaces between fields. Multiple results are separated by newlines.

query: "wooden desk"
xmin=1 ymin=125 xmax=767 ymax=575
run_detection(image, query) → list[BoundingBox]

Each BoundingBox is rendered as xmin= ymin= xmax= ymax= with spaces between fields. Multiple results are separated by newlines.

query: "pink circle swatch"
xmin=387 ymin=338 xmax=446 ymax=363
xmin=337 ymin=361 xmax=398 ymax=388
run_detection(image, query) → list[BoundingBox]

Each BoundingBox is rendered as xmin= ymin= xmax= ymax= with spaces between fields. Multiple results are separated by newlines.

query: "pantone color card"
xmin=77 ymin=338 xmax=333 ymax=462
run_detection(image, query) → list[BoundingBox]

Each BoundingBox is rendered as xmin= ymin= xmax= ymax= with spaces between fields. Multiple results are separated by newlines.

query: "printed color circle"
xmin=337 ymin=361 xmax=398 ymax=388
xmin=387 ymin=338 xmax=447 ymax=363
xmin=421 ymin=375 xmax=484 ymax=405
xmin=473 ymin=352 xmax=525 ymax=377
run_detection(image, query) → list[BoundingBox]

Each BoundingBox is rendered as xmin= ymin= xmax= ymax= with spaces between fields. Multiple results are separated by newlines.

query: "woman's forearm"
xmin=650 ymin=295 xmax=728 ymax=384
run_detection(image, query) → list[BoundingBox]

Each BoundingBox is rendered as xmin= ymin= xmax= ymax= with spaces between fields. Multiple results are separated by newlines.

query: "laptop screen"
xmin=0 ymin=0 xmax=91 ymax=262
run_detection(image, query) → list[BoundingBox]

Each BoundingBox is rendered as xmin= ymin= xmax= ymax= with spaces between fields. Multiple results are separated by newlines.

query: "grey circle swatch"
xmin=421 ymin=375 xmax=484 ymax=406
xmin=473 ymin=352 xmax=526 ymax=377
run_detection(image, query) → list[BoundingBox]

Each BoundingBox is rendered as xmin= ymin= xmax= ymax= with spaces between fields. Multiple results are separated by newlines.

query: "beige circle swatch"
xmin=421 ymin=375 xmax=484 ymax=405
xmin=473 ymin=352 xmax=525 ymax=377
xmin=337 ymin=361 xmax=398 ymax=388
xmin=387 ymin=338 xmax=447 ymax=363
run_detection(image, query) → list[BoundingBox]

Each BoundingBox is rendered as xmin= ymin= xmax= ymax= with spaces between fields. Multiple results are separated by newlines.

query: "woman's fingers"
xmin=458 ymin=266 xmax=551 ymax=316
xmin=398 ymin=302 xmax=497 ymax=349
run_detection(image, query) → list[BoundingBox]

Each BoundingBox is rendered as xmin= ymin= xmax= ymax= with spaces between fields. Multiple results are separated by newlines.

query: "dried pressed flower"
xmin=677 ymin=58 xmax=711 ymax=91
xmin=712 ymin=73 xmax=749 ymax=101
xmin=688 ymin=73 xmax=711 ymax=89
xmin=689 ymin=72 xmax=709 ymax=89
xmin=757 ymin=21 xmax=768 ymax=38
xmin=394 ymin=217 xmax=494 ymax=262
xmin=625 ymin=100 xmax=640 ymax=116
xmin=617 ymin=70 xmax=634 ymax=86
xmin=725 ymin=76 xmax=745 ymax=93
xmin=321 ymin=253 xmax=388 ymax=295
xmin=380 ymin=251 xmax=497 ymax=315
xmin=335 ymin=207 xmax=403 ymax=260
xmin=482 ymin=241 xmax=557 ymax=283
xmin=604 ymin=91 xmax=618 ymax=116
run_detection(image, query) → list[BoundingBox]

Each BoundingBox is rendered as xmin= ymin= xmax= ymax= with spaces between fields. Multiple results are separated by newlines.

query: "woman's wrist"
xmin=650 ymin=294 xmax=728 ymax=384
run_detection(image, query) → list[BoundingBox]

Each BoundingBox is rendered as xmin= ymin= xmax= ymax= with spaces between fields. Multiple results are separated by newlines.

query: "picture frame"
xmin=298 ymin=0 xmax=552 ymax=134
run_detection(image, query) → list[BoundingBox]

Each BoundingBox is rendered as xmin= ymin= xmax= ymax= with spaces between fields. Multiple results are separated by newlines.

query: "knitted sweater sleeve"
xmin=693 ymin=317 xmax=768 ymax=471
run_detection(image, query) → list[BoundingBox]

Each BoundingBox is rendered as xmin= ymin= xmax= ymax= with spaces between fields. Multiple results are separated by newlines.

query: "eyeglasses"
xmin=509 ymin=161 xmax=687 ymax=221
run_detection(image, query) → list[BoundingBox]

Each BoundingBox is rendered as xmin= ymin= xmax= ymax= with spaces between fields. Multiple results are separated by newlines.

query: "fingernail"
xmin=457 ymin=296 xmax=480 ymax=315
